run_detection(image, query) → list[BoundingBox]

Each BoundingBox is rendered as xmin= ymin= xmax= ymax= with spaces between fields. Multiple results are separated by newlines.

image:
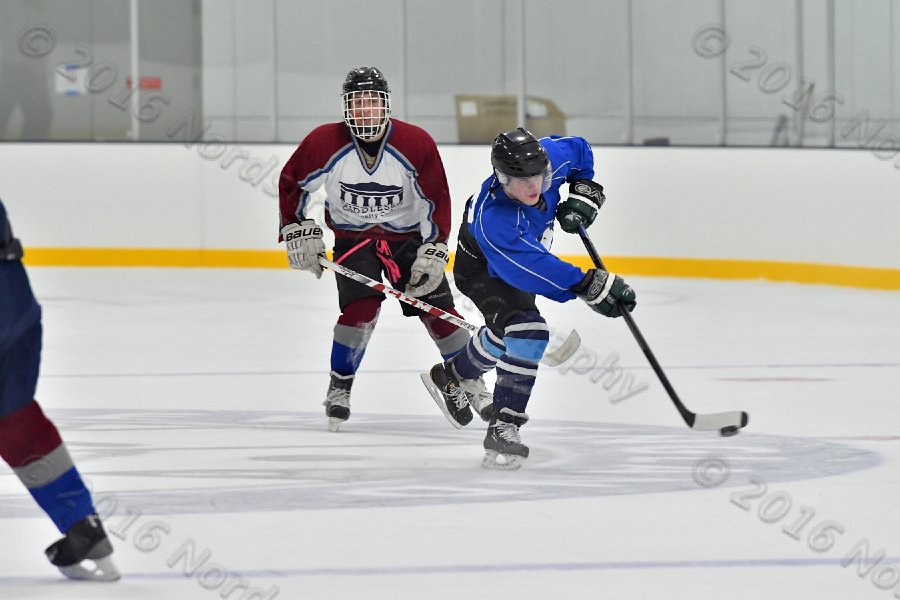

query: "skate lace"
xmin=326 ymin=387 xmax=351 ymax=408
xmin=495 ymin=421 xmax=521 ymax=443
xmin=460 ymin=377 xmax=492 ymax=412
xmin=448 ymin=384 xmax=469 ymax=409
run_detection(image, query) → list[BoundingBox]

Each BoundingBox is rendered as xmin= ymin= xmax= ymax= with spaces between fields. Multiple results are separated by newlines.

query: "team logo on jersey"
xmin=338 ymin=182 xmax=404 ymax=218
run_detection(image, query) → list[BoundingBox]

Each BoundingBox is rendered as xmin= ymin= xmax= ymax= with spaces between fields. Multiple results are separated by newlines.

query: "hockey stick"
xmin=318 ymin=256 xmax=581 ymax=367
xmin=576 ymin=225 xmax=749 ymax=434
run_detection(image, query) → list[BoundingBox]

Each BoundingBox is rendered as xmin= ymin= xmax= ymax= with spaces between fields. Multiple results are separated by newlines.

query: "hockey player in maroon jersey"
xmin=0 ymin=198 xmax=119 ymax=581
xmin=279 ymin=66 xmax=489 ymax=432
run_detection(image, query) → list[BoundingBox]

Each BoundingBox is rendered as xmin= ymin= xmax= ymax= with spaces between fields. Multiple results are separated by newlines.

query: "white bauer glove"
xmin=406 ymin=242 xmax=450 ymax=297
xmin=281 ymin=220 xmax=326 ymax=278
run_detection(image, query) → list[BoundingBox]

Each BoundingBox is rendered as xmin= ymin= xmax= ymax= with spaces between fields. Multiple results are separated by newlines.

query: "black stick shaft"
xmin=577 ymin=225 xmax=695 ymax=426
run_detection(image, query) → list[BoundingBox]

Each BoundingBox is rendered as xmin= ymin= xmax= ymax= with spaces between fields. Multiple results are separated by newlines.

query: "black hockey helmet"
xmin=342 ymin=66 xmax=390 ymax=95
xmin=491 ymin=127 xmax=549 ymax=178
xmin=342 ymin=67 xmax=392 ymax=140
xmin=491 ymin=127 xmax=551 ymax=189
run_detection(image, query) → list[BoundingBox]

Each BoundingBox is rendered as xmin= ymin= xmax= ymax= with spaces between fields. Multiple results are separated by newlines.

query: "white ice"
xmin=1 ymin=267 xmax=899 ymax=600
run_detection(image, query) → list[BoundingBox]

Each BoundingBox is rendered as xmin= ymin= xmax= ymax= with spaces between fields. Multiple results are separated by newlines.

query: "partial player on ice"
xmin=0 ymin=198 xmax=119 ymax=581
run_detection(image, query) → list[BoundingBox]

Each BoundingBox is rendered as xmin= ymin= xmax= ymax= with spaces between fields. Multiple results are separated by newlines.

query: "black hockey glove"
xmin=573 ymin=269 xmax=636 ymax=318
xmin=556 ymin=179 xmax=605 ymax=234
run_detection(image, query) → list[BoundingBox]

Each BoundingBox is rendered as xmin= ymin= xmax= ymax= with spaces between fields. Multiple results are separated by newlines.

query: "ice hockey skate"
xmin=482 ymin=407 xmax=529 ymax=470
xmin=45 ymin=514 xmax=120 ymax=581
xmin=323 ymin=371 xmax=353 ymax=432
xmin=459 ymin=376 xmax=493 ymax=421
xmin=420 ymin=362 xmax=474 ymax=428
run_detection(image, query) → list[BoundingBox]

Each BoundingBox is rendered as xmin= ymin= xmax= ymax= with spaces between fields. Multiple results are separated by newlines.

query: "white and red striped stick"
xmin=318 ymin=256 xmax=581 ymax=366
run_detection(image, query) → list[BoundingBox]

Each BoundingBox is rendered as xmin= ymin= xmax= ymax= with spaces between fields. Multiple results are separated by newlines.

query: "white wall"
xmin=1 ymin=143 xmax=898 ymax=271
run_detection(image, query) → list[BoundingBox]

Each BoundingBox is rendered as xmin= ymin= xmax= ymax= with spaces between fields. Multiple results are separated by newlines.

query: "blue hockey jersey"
xmin=462 ymin=135 xmax=595 ymax=302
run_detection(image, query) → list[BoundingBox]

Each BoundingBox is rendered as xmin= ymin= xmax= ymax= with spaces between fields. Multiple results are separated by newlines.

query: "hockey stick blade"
xmin=541 ymin=329 xmax=581 ymax=367
xmin=576 ymin=225 xmax=749 ymax=433
xmin=318 ymin=256 xmax=581 ymax=367
xmin=691 ymin=410 xmax=750 ymax=431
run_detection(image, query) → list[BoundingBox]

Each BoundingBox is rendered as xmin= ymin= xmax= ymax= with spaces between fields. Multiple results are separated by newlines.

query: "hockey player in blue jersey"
xmin=421 ymin=128 xmax=636 ymax=469
xmin=0 ymin=199 xmax=119 ymax=580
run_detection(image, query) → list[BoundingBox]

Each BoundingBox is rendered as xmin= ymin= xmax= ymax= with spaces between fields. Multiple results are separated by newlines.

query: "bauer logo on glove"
xmin=281 ymin=220 xmax=326 ymax=278
xmin=285 ymin=224 xmax=321 ymax=241
xmin=422 ymin=245 xmax=449 ymax=261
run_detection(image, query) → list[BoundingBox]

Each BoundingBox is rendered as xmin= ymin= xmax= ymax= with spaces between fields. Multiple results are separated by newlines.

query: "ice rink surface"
xmin=1 ymin=267 xmax=898 ymax=600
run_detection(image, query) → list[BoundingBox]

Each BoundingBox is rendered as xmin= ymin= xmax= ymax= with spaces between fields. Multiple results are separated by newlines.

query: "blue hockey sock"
xmin=452 ymin=327 xmax=503 ymax=380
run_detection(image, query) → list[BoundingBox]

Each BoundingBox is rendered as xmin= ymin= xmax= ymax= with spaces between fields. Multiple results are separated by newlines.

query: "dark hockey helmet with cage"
xmin=342 ymin=66 xmax=391 ymax=95
xmin=342 ymin=67 xmax=392 ymax=140
xmin=491 ymin=127 xmax=551 ymax=191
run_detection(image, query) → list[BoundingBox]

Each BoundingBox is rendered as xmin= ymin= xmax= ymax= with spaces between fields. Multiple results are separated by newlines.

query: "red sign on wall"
xmin=126 ymin=76 xmax=162 ymax=90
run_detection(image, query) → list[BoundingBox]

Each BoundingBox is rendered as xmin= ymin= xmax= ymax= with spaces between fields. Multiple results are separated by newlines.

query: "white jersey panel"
xmin=315 ymin=147 xmax=434 ymax=240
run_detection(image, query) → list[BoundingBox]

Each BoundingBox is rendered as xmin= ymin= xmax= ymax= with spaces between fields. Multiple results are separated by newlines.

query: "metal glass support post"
xmin=128 ymin=0 xmax=140 ymax=140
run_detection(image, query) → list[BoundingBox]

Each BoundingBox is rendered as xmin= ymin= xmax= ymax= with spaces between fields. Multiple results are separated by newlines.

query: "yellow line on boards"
xmin=21 ymin=248 xmax=900 ymax=290
xmin=22 ymin=248 xmax=288 ymax=269
xmin=564 ymin=256 xmax=900 ymax=291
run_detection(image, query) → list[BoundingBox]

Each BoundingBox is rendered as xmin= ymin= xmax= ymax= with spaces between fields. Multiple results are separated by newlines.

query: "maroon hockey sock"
xmin=0 ymin=399 xmax=63 ymax=468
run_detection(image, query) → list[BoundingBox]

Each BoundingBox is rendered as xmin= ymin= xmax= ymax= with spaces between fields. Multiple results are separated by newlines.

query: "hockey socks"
xmin=330 ymin=297 xmax=380 ymax=375
xmin=0 ymin=399 xmax=96 ymax=534
xmin=455 ymin=315 xmax=549 ymax=415
xmin=451 ymin=327 xmax=503 ymax=380
xmin=420 ymin=308 xmax=470 ymax=360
